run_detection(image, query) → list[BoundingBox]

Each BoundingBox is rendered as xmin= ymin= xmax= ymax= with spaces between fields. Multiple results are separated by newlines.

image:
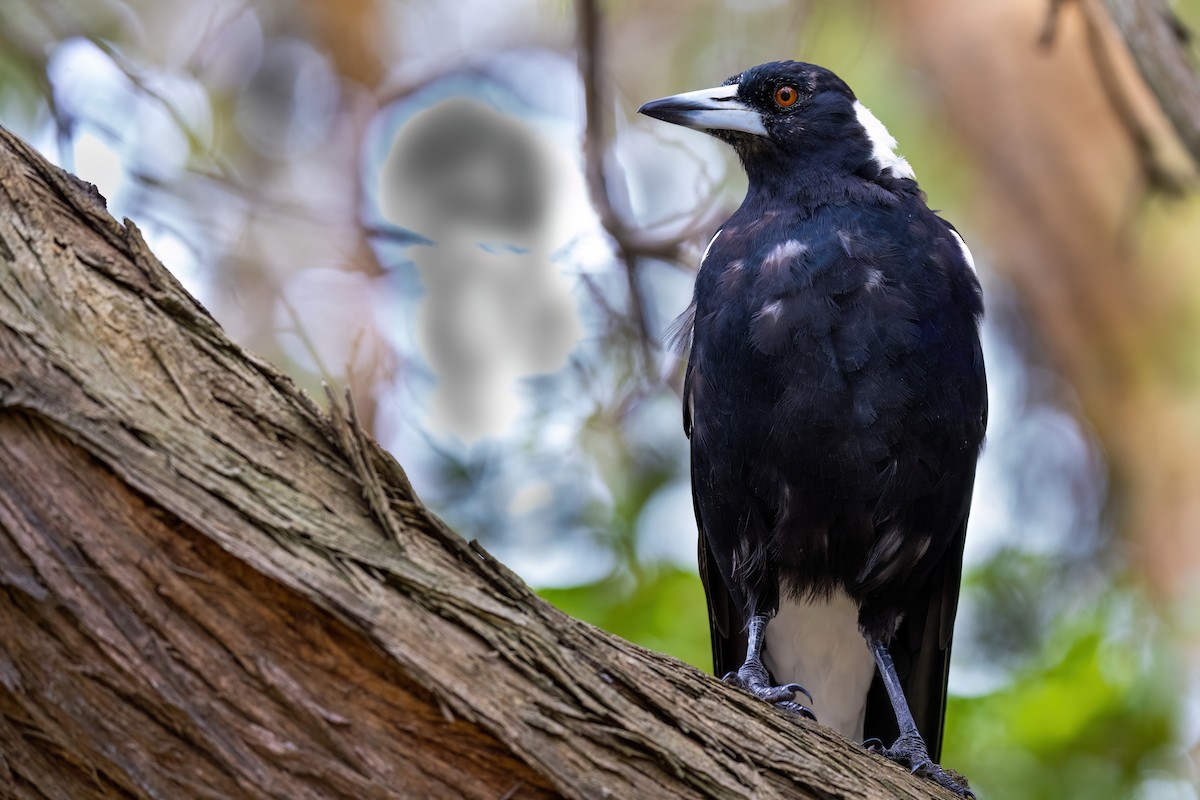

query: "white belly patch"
xmin=762 ymin=589 xmax=877 ymax=741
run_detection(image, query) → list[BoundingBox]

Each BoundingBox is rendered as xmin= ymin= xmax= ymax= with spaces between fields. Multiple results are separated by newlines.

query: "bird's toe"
xmin=755 ymin=683 xmax=805 ymax=704
xmin=775 ymin=699 xmax=818 ymax=720
xmin=921 ymin=765 xmax=973 ymax=798
xmin=908 ymin=758 xmax=932 ymax=775
xmin=724 ymin=664 xmax=816 ymax=716
xmin=872 ymin=735 xmax=973 ymax=798
xmin=785 ymin=682 xmax=813 ymax=704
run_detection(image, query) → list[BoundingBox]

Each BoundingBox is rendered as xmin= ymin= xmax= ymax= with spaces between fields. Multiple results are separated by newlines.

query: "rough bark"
xmin=0 ymin=128 xmax=958 ymax=798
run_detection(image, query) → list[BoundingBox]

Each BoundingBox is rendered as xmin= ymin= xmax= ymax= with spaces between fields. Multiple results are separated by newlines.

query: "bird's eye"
xmin=774 ymin=86 xmax=799 ymax=108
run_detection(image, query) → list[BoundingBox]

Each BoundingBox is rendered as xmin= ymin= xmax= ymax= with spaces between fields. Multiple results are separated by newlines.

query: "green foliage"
xmin=540 ymin=565 xmax=713 ymax=671
xmin=945 ymin=591 xmax=1184 ymax=800
xmin=545 ymin=560 xmax=1192 ymax=800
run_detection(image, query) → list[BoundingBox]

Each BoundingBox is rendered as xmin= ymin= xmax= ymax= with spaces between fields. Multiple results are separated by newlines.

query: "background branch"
xmin=1101 ymin=0 xmax=1200 ymax=168
xmin=575 ymin=0 xmax=724 ymax=369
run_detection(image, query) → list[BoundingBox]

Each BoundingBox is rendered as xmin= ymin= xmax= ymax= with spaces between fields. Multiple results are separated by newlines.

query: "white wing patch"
xmin=853 ymin=101 xmax=915 ymax=181
xmin=950 ymin=228 xmax=976 ymax=273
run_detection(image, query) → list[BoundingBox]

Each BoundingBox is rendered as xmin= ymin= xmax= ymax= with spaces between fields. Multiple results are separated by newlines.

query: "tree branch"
xmin=575 ymin=0 xmax=725 ymax=370
xmin=1041 ymin=0 xmax=1196 ymax=194
xmin=1101 ymin=0 xmax=1200 ymax=167
xmin=0 ymin=125 xmax=954 ymax=798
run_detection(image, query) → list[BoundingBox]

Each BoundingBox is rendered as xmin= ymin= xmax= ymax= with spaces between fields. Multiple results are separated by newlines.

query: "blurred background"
xmin=2 ymin=0 xmax=1199 ymax=797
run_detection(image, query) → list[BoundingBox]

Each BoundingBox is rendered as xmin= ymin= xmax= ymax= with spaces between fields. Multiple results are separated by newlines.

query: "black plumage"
xmin=640 ymin=62 xmax=985 ymax=797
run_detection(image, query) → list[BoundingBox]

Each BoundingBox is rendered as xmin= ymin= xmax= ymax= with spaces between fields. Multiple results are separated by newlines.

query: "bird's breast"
xmin=688 ymin=207 xmax=983 ymax=510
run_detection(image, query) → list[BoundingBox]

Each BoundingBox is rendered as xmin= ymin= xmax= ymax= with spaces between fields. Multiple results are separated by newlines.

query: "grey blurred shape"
xmin=380 ymin=99 xmax=580 ymax=440
xmin=235 ymin=38 xmax=338 ymax=158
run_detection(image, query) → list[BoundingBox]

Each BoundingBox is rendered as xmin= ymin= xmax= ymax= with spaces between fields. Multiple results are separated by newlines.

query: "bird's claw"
xmin=868 ymin=735 xmax=974 ymax=798
xmin=908 ymin=758 xmax=932 ymax=775
xmin=788 ymin=682 xmax=814 ymax=704
xmin=723 ymin=665 xmax=816 ymax=719
xmin=775 ymin=699 xmax=818 ymax=720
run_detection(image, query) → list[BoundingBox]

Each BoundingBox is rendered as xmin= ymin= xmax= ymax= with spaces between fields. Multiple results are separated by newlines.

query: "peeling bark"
xmin=0 ymin=126 xmax=957 ymax=799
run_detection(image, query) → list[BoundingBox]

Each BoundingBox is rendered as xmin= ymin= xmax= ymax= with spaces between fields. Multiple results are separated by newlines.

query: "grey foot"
xmin=865 ymin=735 xmax=974 ymax=798
xmin=723 ymin=660 xmax=816 ymax=719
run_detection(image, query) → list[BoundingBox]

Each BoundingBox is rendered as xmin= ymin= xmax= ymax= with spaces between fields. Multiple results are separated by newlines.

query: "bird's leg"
xmin=864 ymin=637 xmax=975 ymax=798
xmin=723 ymin=613 xmax=816 ymax=719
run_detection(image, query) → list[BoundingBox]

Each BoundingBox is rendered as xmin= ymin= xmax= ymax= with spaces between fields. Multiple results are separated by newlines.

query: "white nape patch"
xmin=852 ymin=101 xmax=916 ymax=181
xmin=701 ymin=229 xmax=722 ymax=265
xmin=950 ymin=229 xmax=977 ymax=273
xmin=864 ymin=268 xmax=885 ymax=291
xmin=763 ymin=590 xmax=876 ymax=741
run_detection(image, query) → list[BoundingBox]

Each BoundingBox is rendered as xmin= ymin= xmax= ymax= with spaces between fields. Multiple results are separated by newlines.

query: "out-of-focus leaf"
xmin=540 ymin=565 xmax=712 ymax=670
xmin=944 ymin=590 xmax=1182 ymax=800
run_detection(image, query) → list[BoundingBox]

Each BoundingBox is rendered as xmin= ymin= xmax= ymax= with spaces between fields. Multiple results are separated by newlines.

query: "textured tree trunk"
xmin=0 ymin=128 xmax=958 ymax=799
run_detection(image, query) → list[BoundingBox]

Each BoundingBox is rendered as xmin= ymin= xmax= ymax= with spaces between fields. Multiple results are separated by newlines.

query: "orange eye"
xmin=774 ymin=85 xmax=799 ymax=107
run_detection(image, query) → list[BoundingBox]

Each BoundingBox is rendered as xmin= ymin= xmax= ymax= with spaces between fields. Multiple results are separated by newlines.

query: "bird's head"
xmin=638 ymin=61 xmax=914 ymax=187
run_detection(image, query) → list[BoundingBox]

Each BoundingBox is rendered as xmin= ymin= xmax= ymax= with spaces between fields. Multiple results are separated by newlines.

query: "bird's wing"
xmin=861 ymin=217 xmax=985 ymax=761
xmin=684 ymin=356 xmax=747 ymax=678
xmin=862 ymin=311 xmax=984 ymax=759
xmin=863 ymin=516 xmax=968 ymax=761
xmin=696 ymin=497 xmax=746 ymax=678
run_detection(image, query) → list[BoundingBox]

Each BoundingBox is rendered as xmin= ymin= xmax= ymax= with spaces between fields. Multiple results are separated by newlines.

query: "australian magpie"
xmin=639 ymin=61 xmax=985 ymax=797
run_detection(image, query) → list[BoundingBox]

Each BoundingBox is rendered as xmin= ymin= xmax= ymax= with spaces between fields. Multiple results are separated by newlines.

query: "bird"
xmin=639 ymin=61 xmax=986 ymax=797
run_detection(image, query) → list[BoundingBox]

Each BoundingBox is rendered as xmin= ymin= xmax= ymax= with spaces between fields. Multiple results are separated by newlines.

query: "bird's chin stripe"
xmin=852 ymin=101 xmax=915 ymax=180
